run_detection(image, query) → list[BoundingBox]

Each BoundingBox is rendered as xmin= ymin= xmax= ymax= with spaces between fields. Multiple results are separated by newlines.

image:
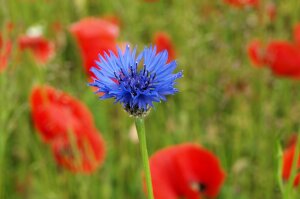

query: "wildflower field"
xmin=1 ymin=0 xmax=300 ymax=198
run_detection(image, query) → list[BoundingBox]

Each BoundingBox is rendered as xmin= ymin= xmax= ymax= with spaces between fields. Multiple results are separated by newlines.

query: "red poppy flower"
xmin=266 ymin=2 xmax=276 ymax=21
xmin=0 ymin=34 xmax=12 ymax=72
xmin=153 ymin=32 xmax=176 ymax=63
xmin=30 ymin=85 xmax=95 ymax=143
xmin=147 ymin=144 xmax=225 ymax=199
xmin=247 ymin=39 xmax=266 ymax=67
xmin=52 ymin=128 xmax=105 ymax=173
xmin=18 ymin=35 xmax=54 ymax=64
xmin=69 ymin=17 xmax=119 ymax=74
xmin=264 ymin=41 xmax=300 ymax=78
xmin=30 ymin=85 xmax=105 ymax=173
xmin=223 ymin=0 xmax=259 ymax=8
xmin=294 ymin=23 xmax=300 ymax=47
xmin=282 ymin=143 xmax=300 ymax=186
xmin=248 ymin=39 xmax=300 ymax=79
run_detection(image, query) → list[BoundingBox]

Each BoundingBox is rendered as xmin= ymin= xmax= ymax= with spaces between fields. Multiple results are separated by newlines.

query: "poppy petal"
xmin=18 ymin=35 xmax=54 ymax=64
xmin=30 ymin=85 xmax=94 ymax=143
xmin=153 ymin=32 xmax=176 ymax=63
xmin=69 ymin=17 xmax=120 ymax=74
xmin=148 ymin=143 xmax=225 ymax=199
xmin=282 ymin=142 xmax=300 ymax=186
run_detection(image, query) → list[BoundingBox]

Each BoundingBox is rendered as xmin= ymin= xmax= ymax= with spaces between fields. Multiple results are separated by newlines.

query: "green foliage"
xmin=0 ymin=0 xmax=300 ymax=198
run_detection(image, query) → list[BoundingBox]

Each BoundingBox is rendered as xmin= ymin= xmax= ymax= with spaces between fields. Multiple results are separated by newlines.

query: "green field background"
xmin=1 ymin=0 xmax=300 ymax=198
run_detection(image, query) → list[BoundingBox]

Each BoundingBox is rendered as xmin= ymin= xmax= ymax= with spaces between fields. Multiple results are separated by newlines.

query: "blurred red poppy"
xmin=294 ymin=23 xmax=300 ymax=47
xmin=18 ymin=35 xmax=54 ymax=64
xmin=30 ymin=85 xmax=95 ymax=143
xmin=147 ymin=144 xmax=225 ymax=199
xmin=30 ymin=85 xmax=105 ymax=173
xmin=69 ymin=17 xmax=119 ymax=75
xmin=52 ymin=128 xmax=105 ymax=173
xmin=0 ymin=34 xmax=12 ymax=72
xmin=266 ymin=2 xmax=276 ymax=21
xmin=247 ymin=39 xmax=266 ymax=67
xmin=264 ymin=41 xmax=300 ymax=78
xmin=248 ymin=39 xmax=300 ymax=79
xmin=224 ymin=0 xmax=259 ymax=8
xmin=282 ymin=142 xmax=300 ymax=186
xmin=153 ymin=32 xmax=176 ymax=63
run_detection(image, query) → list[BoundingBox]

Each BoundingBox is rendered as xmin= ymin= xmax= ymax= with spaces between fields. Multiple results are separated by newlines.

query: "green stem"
xmin=276 ymin=140 xmax=284 ymax=195
xmin=135 ymin=118 xmax=154 ymax=199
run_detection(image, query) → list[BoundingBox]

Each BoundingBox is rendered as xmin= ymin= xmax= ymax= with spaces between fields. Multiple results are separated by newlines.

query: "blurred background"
xmin=1 ymin=0 xmax=300 ymax=198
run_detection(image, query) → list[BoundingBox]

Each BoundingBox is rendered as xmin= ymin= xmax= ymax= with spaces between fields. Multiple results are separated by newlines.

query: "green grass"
xmin=1 ymin=0 xmax=300 ymax=198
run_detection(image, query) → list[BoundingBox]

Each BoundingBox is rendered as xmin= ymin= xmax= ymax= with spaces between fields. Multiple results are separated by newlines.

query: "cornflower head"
xmin=89 ymin=45 xmax=182 ymax=117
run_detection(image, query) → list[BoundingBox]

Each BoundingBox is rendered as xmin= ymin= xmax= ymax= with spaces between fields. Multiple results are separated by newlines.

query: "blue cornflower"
xmin=89 ymin=45 xmax=183 ymax=117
